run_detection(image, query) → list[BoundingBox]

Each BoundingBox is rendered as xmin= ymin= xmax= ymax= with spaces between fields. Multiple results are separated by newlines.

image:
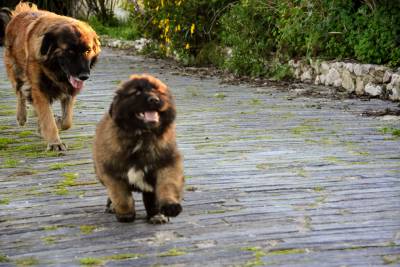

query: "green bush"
xmin=219 ymin=0 xmax=400 ymax=76
xmin=91 ymin=0 xmax=400 ymax=78
xmin=140 ymin=0 xmax=235 ymax=64
xmin=89 ymin=16 xmax=141 ymax=40
xmin=350 ymin=3 xmax=400 ymax=66
xmin=220 ymin=0 xmax=278 ymax=76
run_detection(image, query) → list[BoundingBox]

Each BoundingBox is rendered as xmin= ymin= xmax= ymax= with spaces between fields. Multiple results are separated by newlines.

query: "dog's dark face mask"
xmin=109 ymin=77 xmax=176 ymax=134
xmin=40 ymin=26 xmax=99 ymax=93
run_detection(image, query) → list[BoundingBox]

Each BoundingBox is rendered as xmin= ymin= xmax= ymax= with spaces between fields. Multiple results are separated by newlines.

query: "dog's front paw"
xmin=17 ymin=112 xmax=27 ymax=126
xmin=55 ymin=115 xmax=71 ymax=131
xmin=116 ymin=212 xmax=136 ymax=223
xmin=47 ymin=142 xmax=67 ymax=152
xmin=161 ymin=203 xmax=182 ymax=217
xmin=148 ymin=213 xmax=169 ymax=224
xmin=105 ymin=198 xmax=115 ymax=213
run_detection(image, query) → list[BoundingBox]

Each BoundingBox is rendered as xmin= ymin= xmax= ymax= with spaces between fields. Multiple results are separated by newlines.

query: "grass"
xmin=49 ymin=159 xmax=91 ymax=170
xmin=0 ymin=198 xmax=10 ymax=205
xmin=0 ymin=254 xmax=10 ymax=263
xmin=0 ymin=137 xmax=16 ymax=149
xmin=103 ymin=253 xmax=142 ymax=261
xmin=159 ymin=248 xmax=186 ymax=257
xmin=242 ymin=247 xmax=266 ymax=267
xmin=43 ymin=225 xmax=59 ymax=231
xmin=17 ymin=130 xmax=34 ymax=138
xmin=2 ymin=158 xmax=19 ymax=168
xmin=15 ymin=257 xmax=39 ymax=266
xmin=80 ymin=225 xmax=97 ymax=235
xmin=379 ymin=127 xmax=400 ymax=138
xmin=214 ymin=92 xmax=226 ymax=99
xmin=61 ymin=172 xmax=79 ymax=186
xmin=88 ymin=17 xmax=141 ymax=41
xmin=79 ymin=253 xmax=143 ymax=266
xmin=79 ymin=257 xmax=104 ymax=266
xmin=266 ymin=248 xmax=307 ymax=255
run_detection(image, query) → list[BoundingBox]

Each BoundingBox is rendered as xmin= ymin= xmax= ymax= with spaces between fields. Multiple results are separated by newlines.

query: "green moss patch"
xmin=103 ymin=253 xmax=143 ymax=261
xmin=15 ymin=257 xmax=39 ymax=266
xmin=242 ymin=247 xmax=266 ymax=267
xmin=79 ymin=257 xmax=104 ymax=266
xmin=2 ymin=158 xmax=20 ymax=168
xmin=158 ymin=248 xmax=186 ymax=257
xmin=80 ymin=225 xmax=97 ymax=235
xmin=0 ymin=198 xmax=10 ymax=205
xmin=0 ymin=254 xmax=10 ymax=263
xmin=266 ymin=248 xmax=307 ymax=255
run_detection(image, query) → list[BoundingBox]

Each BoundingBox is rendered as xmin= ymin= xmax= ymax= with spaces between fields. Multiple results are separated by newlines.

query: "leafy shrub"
xmin=349 ymin=3 xmax=400 ymax=66
xmin=140 ymin=0 xmax=235 ymax=63
xmin=220 ymin=0 xmax=278 ymax=76
xmin=89 ymin=16 xmax=141 ymax=40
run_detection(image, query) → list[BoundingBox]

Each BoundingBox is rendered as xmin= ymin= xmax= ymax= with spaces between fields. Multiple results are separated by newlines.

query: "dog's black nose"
xmin=78 ymin=73 xmax=90 ymax=81
xmin=147 ymin=95 xmax=160 ymax=105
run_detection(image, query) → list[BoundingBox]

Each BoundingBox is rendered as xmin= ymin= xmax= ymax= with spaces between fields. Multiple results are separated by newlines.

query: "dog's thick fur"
xmin=93 ymin=74 xmax=184 ymax=223
xmin=0 ymin=7 xmax=12 ymax=45
xmin=4 ymin=3 xmax=100 ymax=151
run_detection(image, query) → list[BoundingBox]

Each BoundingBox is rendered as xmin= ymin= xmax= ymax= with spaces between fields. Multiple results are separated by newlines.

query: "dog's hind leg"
xmin=56 ymin=95 xmax=76 ymax=130
xmin=4 ymin=52 xmax=28 ymax=126
xmin=15 ymin=79 xmax=28 ymax=126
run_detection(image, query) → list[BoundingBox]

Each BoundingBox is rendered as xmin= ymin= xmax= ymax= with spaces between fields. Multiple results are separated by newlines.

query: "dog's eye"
xmin=84 ymin=48 xmax=91 ymax=56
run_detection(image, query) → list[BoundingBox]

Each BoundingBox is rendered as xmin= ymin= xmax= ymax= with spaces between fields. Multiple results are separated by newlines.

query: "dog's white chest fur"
xmin=127 ymin=167 xmax=153 ymax=192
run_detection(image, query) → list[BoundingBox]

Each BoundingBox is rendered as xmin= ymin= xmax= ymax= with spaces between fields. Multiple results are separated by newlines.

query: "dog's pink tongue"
xmin=144 ymin=111 xmax=159 ymax=123
xmin=69 ymin=76 xmax=84 ymax=92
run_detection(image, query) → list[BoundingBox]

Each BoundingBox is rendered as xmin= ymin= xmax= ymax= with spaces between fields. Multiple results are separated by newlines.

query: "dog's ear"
xmin=92 ymin=34 xmax=101 ymax=54
xmin=0 ymin=7 xmax=12 ymax=17
xmin=108 ymin=93 xmax=119 ymax=118
xmin=108 ymin=102 xmax=113 ymax=117
xmin=40 ymin=32 xmax=56 ymax=56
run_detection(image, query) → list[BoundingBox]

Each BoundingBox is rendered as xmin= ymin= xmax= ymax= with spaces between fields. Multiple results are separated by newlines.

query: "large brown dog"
xmin=4 ymin=3 xmax=100 ymax=151
xmin=93 ymin=74 xmax=184 ymax=223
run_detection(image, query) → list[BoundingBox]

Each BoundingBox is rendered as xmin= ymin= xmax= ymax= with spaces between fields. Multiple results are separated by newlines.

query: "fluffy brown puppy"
xmin=0 ymin=7 xmax=12 ymax=45
xmin=93 ymin=74 xmax=184 ymax=223
xmin=4 ymin=3 xmax=100 ymax=151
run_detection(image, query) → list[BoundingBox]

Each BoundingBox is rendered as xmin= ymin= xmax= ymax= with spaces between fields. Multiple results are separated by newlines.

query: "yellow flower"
xmin=161 ymin=0 xmax=164 ymax=7
xmin=185 ymin=43 xmax=190 ymax=49
xmin=190 ymin=23 xmax=195 ymax=35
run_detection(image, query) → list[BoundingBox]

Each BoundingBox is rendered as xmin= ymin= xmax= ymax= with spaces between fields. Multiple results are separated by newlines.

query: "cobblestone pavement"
xmin=0 ymin=47 xmax=399 ymax=266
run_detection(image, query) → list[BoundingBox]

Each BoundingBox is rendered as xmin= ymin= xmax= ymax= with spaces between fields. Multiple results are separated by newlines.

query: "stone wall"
xmin=289 ymin=60 xmax=400 ymax=101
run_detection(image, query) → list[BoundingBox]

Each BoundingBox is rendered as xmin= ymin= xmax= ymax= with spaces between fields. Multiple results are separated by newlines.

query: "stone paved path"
xmin=0 ymin=47 xmax=400 ymax=266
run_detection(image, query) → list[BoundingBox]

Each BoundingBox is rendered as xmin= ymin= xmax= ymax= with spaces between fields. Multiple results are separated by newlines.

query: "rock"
xmin=132 ymin=38 xmax=151 ymax=52
xmin=300 ymin=69 xmax=313 ymax=82
xmin=325 ymin=68 xmax=341 ymax=86
xmin=314 ymin=75 xmax=321 ymax=85
xmin=345 ymin=63 xmax=354 ymax=73
xmin=383 ymin=71 xmax=392 ymax=83
xmin=320 ymin=62 xmax=330 ymax=74
xmin=353 ymin=64 xmax=362 ymax=76
xmin=310 ymin=60 xmax=321 ymax=75
xmin=356 ymin=77 xmax=365 ymax=95
xmin=341 ymin=69 xmax=355 ymax=92
xmin=387 ymin=74 xmax=400 ymax=100
xmin=361 ymin=64 xmax=373 ymax=74
xmin=365 ymin=82 xmax=383 ymax=96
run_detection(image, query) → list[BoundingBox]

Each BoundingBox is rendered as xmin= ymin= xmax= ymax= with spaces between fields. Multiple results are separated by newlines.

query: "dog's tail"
xmin=13 ymin=2 xmax=38 ymax=16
